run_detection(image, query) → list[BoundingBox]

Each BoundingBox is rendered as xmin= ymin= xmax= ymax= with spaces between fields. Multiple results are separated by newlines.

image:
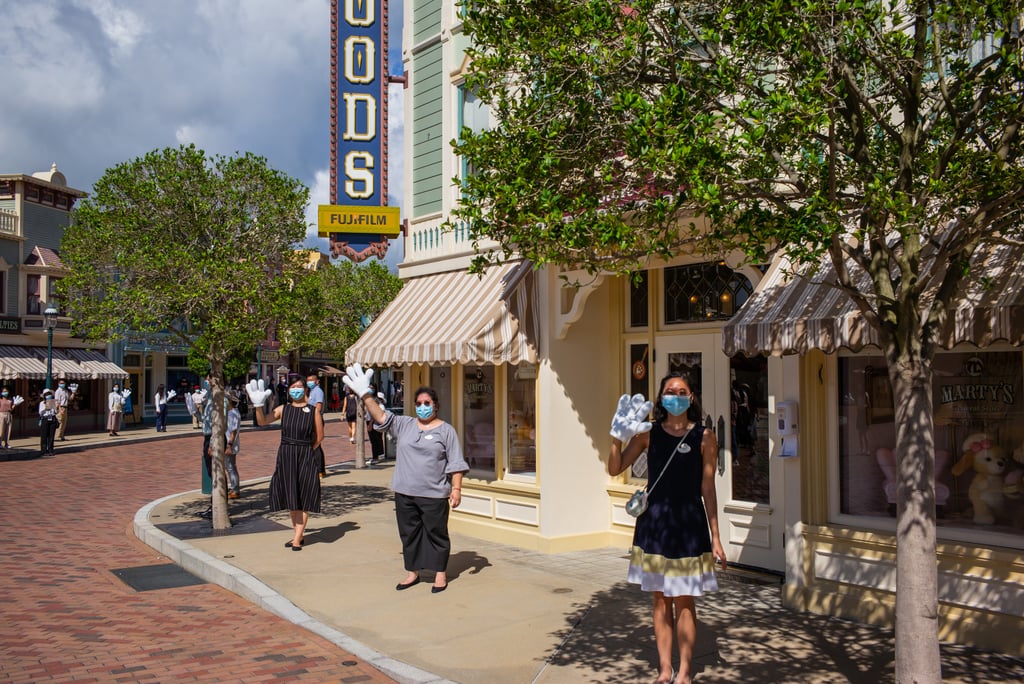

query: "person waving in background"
xmin=247 ymin=373 xmax=323 ymax=551
xmin=54 ymin=380 xmax=75 ymax=441
xmin=0 ymin=389 xmax=24 ymax=449
xmin=344 ymin=364 xmax=468 ymax=594
xmin=607 ymin=373 xmax=727 ymax=684
xmin=107 ymin=383 xmax=126 ymax=436
xmin=38 ymin=389 xmax=59 ymax=457
xmin=154 ymin=384 xmax=175 ymax=432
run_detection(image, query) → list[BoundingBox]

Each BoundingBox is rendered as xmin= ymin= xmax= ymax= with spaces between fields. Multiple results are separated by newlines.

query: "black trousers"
xmin=394 ymin=492 xmax=451 ymax=573
xmin=39 ymin=418 xmax=57 ymax=454
xmin=368 ymin=428 xmax=384 ymax=459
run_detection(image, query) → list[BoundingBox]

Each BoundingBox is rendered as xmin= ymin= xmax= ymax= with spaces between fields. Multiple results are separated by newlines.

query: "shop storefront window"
xmin=507 ymin=364 xmax=536 ymax=478
xmin=463 ymin=365 xmax=496 ymax=479
xmin=629 ymin=272 xmax=649 ymax=328
xmin=664 ymin=262 xmax=753 ymax=324
xmin=839 ymin=351 xmax=1024 ymax=538
xmin=731 ymin=354 xmax=770 ymax=504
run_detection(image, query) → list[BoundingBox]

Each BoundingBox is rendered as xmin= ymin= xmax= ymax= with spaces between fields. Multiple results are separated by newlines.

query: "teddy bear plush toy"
xmin=951 ymin=433 xmax=1009 ymax=525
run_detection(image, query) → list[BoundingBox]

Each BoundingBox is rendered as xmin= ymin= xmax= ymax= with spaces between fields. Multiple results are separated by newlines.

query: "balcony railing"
xmin=405 ymin=218 xmax=497 ymax=263
xmin=0 ymin=209 xmax=19 ymax=236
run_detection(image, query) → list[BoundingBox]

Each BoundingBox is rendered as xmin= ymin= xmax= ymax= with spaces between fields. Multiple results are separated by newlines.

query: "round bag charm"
xmin=625 ymin=489 xmax=649 ymax=518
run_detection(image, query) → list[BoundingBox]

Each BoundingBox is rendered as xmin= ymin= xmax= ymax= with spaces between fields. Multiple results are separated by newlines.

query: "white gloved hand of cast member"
xmin=69 ymin=384 xmax=78 ymax=393
xmin=122 ymin=388 xmax=131 ymax=398
xmin=245 ymin=379 xmax=272 ymax=409
xmin=166 ymin=389 xmax=177 ymax=401
xmin=342 ymin=363 xmax=374 ymax=399
xmin=609 ymin=393 xmax=654 ymax=443
xmin=12 ymin=395 xmax=24 ymax=406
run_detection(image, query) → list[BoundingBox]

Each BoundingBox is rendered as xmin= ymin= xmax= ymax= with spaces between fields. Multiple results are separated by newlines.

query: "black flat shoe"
xmin=284 ymin=538 xmax=304 ymax=549
xmin=395 ymin=577 xmax=421 ymax=591
xmin=431 ymin=584 xmax=447 ymax=594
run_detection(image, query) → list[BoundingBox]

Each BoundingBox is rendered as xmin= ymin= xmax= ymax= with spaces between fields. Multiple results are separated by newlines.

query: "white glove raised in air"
xmin=69 ymin=384 xmax=78 ymax=393
xmin=609 ymin=393 xmax=654 ymax=443
xmin=198 ymin=388 xmax=208 ymax=401
xmin=121 ymin=388 xmax=132 ymax=398
xmin=246 ymin=379 xmax=272 ymax=409
xmin=342 ymin=363 xmax=374 ymax=399
xmin=166 ymin=390 xmax=177 ymax=401
xmin=12 ymin=395 xmax=24 ymax=407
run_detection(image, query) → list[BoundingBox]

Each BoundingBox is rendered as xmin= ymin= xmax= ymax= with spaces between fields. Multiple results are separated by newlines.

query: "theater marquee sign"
xmin=321 ymin=0 xmax=400 ymax=263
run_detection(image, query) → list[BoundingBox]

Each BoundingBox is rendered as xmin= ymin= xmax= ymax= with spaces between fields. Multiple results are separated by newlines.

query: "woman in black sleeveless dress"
xmin=252 ymin=373 xmax=324 ymax=550
xmin=608 ymin=372 xmax=727 ymax=684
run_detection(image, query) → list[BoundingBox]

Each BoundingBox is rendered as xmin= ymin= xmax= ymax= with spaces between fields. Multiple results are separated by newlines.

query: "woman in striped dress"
xmin=608 ymin=373 xmax=727 ymax=684
xmin=251 ymin=373 xmax=324 ymax=551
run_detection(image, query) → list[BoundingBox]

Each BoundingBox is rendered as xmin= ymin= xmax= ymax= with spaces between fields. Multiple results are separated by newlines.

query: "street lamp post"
xmin=44 ymin=305 xmax=58 ymax=390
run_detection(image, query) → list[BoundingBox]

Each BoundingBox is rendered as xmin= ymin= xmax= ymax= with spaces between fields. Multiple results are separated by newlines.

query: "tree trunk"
xmin=888 ymin=353 xmax=941 ymax=683
xmin=208 ymin=362 xmax=231 ymax=531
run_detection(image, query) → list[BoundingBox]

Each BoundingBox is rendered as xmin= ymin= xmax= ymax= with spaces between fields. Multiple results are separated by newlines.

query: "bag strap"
xmin=646 ymin=425 xmax=694 ymax=495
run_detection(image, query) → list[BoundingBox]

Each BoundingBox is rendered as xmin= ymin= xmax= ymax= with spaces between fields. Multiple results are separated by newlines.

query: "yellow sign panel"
xmin=317 ymin=205 xmax=401 ymax=237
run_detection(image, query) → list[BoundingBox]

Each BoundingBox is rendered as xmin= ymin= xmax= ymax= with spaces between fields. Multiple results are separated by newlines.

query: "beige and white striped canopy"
xmin=345 ymin=260 xmax=538 ymax=366
xmin=723 ymin=240 xmax=1024 ymax=357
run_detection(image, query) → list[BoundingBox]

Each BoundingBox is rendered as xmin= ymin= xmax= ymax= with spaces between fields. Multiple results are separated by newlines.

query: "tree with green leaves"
xmin=455 ymin=2 xmax=1024 ymax=680
xmin=280 ymin=259 xmax=403 ymax=362
xmin=60 ymin=145 xmax=311 ymax=531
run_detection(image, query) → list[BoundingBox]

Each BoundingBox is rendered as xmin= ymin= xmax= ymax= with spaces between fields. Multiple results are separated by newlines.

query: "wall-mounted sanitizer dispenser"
xmin=776 ymin=400 xmax=798 ymax=436
xmin=776 ymin=400 xmax=799 ymax=457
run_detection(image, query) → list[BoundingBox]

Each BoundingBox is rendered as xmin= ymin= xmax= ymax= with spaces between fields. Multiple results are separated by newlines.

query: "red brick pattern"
xmin=0 ymin=428 xmax=393 ymax=683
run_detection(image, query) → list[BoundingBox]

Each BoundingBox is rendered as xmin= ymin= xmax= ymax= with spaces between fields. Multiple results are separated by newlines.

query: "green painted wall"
xmin=411 ymin=41 xmax=443 ymax=216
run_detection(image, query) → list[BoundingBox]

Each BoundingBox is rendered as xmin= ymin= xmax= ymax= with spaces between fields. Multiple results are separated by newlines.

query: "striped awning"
xmin=48 ymin=350 xmax=94 ymax=380
xmin=723 ymin=240 xmax=1024 ymax=357
xmin=66 ymin=349 xmax=129 ymax=379
xmin=0 ymin=346 xmax=49 ymax=379
xmin=345 ymin=260 xmax=539 ymax=366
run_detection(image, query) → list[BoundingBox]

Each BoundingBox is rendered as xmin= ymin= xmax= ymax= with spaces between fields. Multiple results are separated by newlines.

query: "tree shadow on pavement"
xmin=543 ymin=573 xmax=1024 ymax=683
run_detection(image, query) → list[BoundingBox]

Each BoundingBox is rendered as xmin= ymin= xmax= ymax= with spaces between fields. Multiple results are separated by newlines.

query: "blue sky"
xmin=0 ymin=0 xmax=405 ymax=268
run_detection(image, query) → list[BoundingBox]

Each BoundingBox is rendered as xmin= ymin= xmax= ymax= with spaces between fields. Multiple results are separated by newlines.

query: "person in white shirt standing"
xmin=54 ymin=381 xmax=75 ymax=441
xmin=107 ymin=384 xmax=126 ymax=436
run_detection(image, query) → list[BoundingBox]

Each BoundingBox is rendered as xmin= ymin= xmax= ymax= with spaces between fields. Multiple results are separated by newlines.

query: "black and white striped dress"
xmin=268 ymin=404 xmax=321 ymax=513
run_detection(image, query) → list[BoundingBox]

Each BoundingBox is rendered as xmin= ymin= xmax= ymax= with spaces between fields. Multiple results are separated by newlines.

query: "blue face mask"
xmin=662 ymin=395 xmax=691 ymax=416
xmin=306 ymin=381 xmax=316 ymax=389
xmin=415 ymin=404 xmax=434 ymax=420
xmin=289 ymin=388 xmax=305 ymax=401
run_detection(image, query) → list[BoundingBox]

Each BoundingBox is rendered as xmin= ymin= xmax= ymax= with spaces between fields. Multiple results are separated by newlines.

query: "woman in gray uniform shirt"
xmin=345 ymin=364 xmax=468 ymax=593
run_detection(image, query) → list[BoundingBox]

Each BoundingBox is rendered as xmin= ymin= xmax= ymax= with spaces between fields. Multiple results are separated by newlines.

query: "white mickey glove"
xmin=69 ymin=384 xmax=78 ymax=393
xmin=122 ymin=388 xmax=132 ymax=398
xmin=609 ymin=393 xmax=654 ymax=443
xmin=166 ymin=390 xmax=177 ymax=401
xmin=12 ymin=395 xmax=24 ymax=406
xmin=198 ymin=388 xmax=208 ymax=400
xmin=343 ymin=363 xmax=373 ymax=399
xmin=246 ymin=379 xmax=272 ymax=409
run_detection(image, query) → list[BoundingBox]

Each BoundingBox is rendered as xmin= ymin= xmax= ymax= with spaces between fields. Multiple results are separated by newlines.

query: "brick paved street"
xmin=0 ymin=423 xmax=394 ymax=684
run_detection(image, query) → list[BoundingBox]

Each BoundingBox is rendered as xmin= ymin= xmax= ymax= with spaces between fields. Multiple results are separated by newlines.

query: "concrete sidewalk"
xmin=17 ymin=419 xmax=1023 ymax=683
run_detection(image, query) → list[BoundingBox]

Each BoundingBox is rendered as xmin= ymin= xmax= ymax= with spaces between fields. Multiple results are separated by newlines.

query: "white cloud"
xmin=76 ymin=0 xmax=145 ymax=60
